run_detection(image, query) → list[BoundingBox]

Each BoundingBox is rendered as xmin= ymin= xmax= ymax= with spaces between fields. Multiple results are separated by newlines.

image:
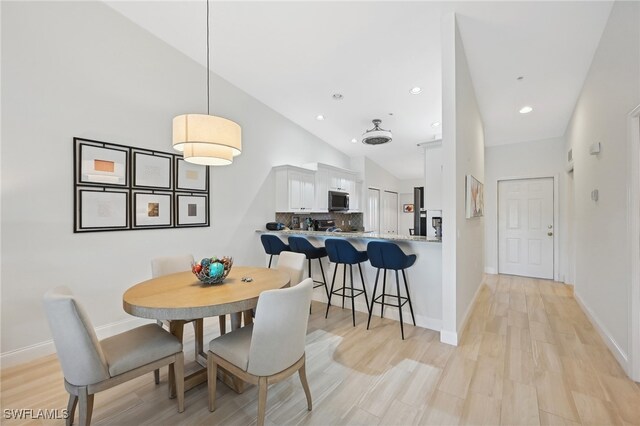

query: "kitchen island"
xmin=257 ymin=230 xmax=443 ymax=333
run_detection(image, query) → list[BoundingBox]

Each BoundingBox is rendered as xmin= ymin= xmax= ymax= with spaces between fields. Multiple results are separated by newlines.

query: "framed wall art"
xmin=73 ymin=137 xmax=210 ymax=233
xmin=465 ymin=174 xmax=484 ymax=219
xmin=403 ymin=204 xmax=414 ymax=213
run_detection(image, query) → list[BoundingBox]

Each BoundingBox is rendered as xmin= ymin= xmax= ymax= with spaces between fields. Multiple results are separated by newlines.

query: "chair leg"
xmin=396 ymin=270 xmax=405 ymax=340
xmin=367 ymin=268 xmax=380 ymax=330
xmin=298 ymin=358 xmax=313 ymax=411
xmin=325 ymin=262 xmax=338 ymax=318
xmin=173 ymin=352 xmax=185 ymax=413
xmin=349 ymin=265 xmax=356 ymax=326
xmin=341 ymin=264 xmax=347 ymax=309
xmin=207 ymin=353 xmax=218 ymax=412
xmin=402 ymin=270 xmax=417 ymax=326
xmin=78 ymin=387 xmax=93 ymax=426
xmin=66 ymin=394 xmax=77 ymax=426
xmin=257 ymin=376 xmax=268 ymax=426
xmin=318 ymin=258 xmax=329 ymax=299
xmin=381 ymin=269 xmax=387 ymax=318
xmin=154 ymin=369 xmax=160 ymax=384
xmin=358 ymin=263 xmax=370 ymax=309
xmin=167 ymin=321 xmax=185 ymax=399
xmin=268 ymin=254 xmax=273 ymax=268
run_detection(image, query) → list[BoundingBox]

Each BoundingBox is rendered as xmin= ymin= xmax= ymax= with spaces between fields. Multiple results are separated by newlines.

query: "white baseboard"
xmin=1 ymin=317 xmax=153 ymax=369
xmin=484 ymin=267 xmax=497 ymax=275
xmin=574 ymin=290 xmax=629 ymax=374
xmin=440 ymin=330 xmax=458 ymax=346
xmin=312 ymin=294 xmax=442 ymax=332
xmin=438 ymin=279 xmax=485 ymax=347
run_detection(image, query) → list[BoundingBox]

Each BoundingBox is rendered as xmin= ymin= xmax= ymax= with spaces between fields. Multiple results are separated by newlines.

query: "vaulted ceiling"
xmin=107 ymin=1 xmax=613 ymax=179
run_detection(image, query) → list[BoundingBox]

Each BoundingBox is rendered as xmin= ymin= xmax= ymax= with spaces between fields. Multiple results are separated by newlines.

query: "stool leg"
xmin=318 ymin=259 xmax=329 ymax=299
xmin=367 ymin=268 xmax=380 ymax=330
xmin=342 ymin=264 xmax=347 ymax=309
xmin=358 ymin=263 xmax=369 ymax=310
xmin=381 ymin=269 xmax=387 ymax=318
xmin=396 ymin=270 xmax=405 ymax=339
xmin=402 ymin=270 xmax=417 ymax=326
xmin=325 ymin=263 xmax=338 ymax=319
xmin=349 ymin=264 xmax=356 ymax=327
xmin=268 ymin=255 xmax=273 ymax=268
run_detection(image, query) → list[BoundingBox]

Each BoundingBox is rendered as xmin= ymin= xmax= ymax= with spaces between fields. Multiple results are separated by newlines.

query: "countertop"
xmin=256 ymin=229 xmax=442 ymax=243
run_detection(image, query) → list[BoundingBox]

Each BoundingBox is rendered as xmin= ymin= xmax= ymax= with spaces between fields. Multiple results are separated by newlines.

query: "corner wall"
xmin=564 ymin=1 xmax=640 ymax=373
xmin=441 ymin=14 xmax=485 ymax=345
xmin=1 ymin=1 xmax=349 ymax=364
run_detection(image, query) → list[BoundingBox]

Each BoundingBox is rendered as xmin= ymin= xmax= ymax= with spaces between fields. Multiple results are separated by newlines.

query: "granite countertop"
xmin=256 ymin=229 xmax=442 ymax=243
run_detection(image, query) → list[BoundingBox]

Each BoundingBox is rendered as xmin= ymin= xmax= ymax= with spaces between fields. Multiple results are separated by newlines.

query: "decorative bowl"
xmin=192 ymin=256 xmax=233 ymax=284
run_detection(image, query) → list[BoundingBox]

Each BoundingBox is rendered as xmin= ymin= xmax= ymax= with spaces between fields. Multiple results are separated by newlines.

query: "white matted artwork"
xmin=176 ymin=159 xmax=207 ymax=191
xmin=79 ymin=190 xmax=128 ymax=230
xmin=177 ymin=194 xmax=208 ymax=226
xmin=465 ymin=175 xmax=484 ymax=219
xmin=133 ymin=152 xmax=171 ymax=189
xmin=133 ymin=192 xmax=172 ymax=227
xmin=80 ymin=144 xmax=127 ymax=185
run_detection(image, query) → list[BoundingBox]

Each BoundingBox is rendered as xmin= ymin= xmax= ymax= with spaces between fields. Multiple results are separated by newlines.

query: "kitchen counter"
xmin=255 ymin=229 xmax=442 ymax=243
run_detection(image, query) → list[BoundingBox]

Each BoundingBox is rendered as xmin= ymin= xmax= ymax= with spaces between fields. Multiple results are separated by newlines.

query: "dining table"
xmin=123 ymin=266 xmax=290 ymax=395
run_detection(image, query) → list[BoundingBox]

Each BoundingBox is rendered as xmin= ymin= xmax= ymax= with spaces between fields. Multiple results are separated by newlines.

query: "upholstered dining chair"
xmin=275 ymin=251 xmax=306 ymax=286
xmin=207 ymin=278 xmax=313 ymax=426
xmin=43 ymin=287 xmax=184 ymax=426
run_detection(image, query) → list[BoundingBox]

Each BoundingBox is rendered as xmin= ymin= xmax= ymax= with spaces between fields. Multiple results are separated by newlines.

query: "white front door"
xmin=498 ymin=178 xmax=554 ymax=279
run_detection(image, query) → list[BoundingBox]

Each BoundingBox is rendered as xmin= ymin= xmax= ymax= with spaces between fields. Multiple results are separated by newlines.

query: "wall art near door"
xmin=132 ymin=150 xmax=172 ymax=189
xmin=76 ymin=188 xmax=129 ymax=232
xmin=73 ymin=137 xmax=210 ymax=232
xmin=465 ymin=174 xmax=484 ymax=218
xmin=403 ymin=204 xmax=414 ymax=213
xmin=176 ymin=158 xmax=208 ymax=191
xmin=133 ymin=191 xmax=173 ymax=228
xmin=176 ymin=194 xmax=208 ymax=226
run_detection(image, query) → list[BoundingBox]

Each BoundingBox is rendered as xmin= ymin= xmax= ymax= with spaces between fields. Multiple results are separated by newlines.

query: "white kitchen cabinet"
xmin=274 ymin=165 xmax=315 ymax=212
xmin=350 ymin=181 xmax=362 ymax=212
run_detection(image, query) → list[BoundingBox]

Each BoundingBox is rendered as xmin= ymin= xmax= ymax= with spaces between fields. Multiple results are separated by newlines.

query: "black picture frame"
xmin=132 ymin=191 xmax=173 ymax=229
xmin=75 ymin=187 xmax=130 ymax=232
xmin=75 ymin=138 xmax=129 ymax=187
xmin=175 ymin=158 xmax=209 ymax=192
xmin=132 ymin=149 xmax=173 ymax=189
xmin=176 ymin=194 xmax=209 ymax=227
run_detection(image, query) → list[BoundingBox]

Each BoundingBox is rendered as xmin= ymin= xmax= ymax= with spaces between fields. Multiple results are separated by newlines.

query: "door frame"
xmin=627 ymin=103 xmax=640 ymax=381
xmin=497 ymin=175 xmax=560 ymax=281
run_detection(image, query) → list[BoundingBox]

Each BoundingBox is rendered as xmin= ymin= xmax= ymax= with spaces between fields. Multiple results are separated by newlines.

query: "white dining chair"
xmin=43 ymin=287 xmax=185 ymax=426
xmin=275 ymin=251 xmax=306 ymax=286
xmin=207 ymin=278 xmax=313 ymax=426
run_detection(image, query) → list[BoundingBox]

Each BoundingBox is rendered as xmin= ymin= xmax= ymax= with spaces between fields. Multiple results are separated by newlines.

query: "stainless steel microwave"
xmin=328 ymin=191 xmax=349 ymax=211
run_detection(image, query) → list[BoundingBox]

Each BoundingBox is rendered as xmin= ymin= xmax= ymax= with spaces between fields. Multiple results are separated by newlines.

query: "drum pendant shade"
xmin=172 ymin=114 xmax=242 ymax=159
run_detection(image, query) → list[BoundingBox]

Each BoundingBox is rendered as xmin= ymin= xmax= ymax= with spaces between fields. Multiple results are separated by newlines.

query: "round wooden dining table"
xmin=123 ymin=266 xmax=290 ymax=394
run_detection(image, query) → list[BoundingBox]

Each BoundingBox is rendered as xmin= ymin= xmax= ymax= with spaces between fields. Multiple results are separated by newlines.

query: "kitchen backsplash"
xmin=275 ymin=212 xmax=364 ymax=231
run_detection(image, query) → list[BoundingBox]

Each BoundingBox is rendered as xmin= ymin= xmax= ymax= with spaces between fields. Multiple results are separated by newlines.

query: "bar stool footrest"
xmin=330 ymin=287 xmax=365 ymax=299
xmin=372 ymin=293 xmax=409 ymax=308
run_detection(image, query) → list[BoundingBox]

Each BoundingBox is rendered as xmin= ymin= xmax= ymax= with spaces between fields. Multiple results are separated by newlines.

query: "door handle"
xmin=547 ymin=231 xmax=553 ymax=236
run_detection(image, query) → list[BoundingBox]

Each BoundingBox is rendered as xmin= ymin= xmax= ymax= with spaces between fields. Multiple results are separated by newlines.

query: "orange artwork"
xmin=185 ymin=170 xmax=199 ymax=180
xmin=94 ymin=159 xmax=115 ymax=173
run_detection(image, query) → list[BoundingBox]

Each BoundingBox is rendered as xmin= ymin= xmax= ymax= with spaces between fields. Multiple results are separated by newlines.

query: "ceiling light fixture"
xmin=431 ymin=121 xmax=441 ymax=128
xmin=332 ymin=93 xmax=343 ymax=100
xmin=316 ymin=114 xmax=325 ymax=121
xmin=362 ymin=119 xmax=392 ymax=145
xmin=172 ymin=0 xmax=241 ymax=166
xmin=410 ymin=87 xmax=422 ymax=95
xmin=351 ymin=138 xmax=357 ymax=143
xmin=519 ymin=106 xmax=533 ymax=114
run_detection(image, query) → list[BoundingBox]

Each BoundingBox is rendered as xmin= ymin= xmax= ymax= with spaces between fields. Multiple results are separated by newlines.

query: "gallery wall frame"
xmin=73 ymin=137 xmax=210 ymax=233
xmin=465 ymin=175 xmax=484 ymax=219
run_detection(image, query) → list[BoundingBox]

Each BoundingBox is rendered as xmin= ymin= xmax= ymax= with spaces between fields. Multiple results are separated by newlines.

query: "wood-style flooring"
xmin=2 ymin=274 xmax=639 ymax=425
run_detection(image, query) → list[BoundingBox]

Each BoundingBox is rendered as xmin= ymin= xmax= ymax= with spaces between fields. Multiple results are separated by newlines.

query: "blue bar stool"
xmin=288 ymin=236 xmax=329 ymax=299
xmin=324 ymin=239 xmax=370 ymax=326
xmin=366 ymin=241 xmax=417 ymax=339
xmin=260 ymin=234 xmax=290 ymax=268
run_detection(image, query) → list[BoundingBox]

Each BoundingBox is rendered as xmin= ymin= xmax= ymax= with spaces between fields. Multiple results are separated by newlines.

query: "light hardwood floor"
xmin=2 ymin=275 xmax=639 ymax=425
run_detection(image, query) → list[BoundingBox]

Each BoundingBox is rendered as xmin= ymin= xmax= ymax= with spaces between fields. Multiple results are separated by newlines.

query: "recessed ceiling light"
xmin=517 ymin=76 xmax=524 ymax=81
xmin=410 ymin=87 xmax=422 ymax=95
xmin=519 ymin=106 xmax=533 ymax=114
xmin=431 ymin=121 xmax=441 ymax=128
xmin=351 ymin=138 xmax=357 ymax=143
xmin=316 ymin=114 xmax=325 ymax=121
xmin=332 ymin=93 xmax=343 ymax=100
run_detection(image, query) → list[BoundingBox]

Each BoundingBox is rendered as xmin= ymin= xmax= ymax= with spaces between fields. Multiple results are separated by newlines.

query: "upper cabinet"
xmin=274 ymin=166 xmax=315 ymax=212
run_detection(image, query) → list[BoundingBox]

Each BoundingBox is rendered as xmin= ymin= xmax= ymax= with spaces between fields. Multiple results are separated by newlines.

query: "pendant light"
xmin=172 ymin=0 xmax=242 ymax=165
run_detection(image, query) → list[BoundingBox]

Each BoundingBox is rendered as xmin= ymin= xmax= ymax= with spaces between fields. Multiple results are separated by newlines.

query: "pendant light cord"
xmin=206 ymin=0 xmax=210 ymax=115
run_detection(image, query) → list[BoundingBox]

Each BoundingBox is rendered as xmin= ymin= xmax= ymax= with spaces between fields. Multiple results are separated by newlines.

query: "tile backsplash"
xmin=275 ymin=212 xmax=364 ymax=231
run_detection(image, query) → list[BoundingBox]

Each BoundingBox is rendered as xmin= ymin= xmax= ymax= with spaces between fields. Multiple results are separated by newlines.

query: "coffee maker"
xmin=432 ymin=217 xmax=442 ymax=239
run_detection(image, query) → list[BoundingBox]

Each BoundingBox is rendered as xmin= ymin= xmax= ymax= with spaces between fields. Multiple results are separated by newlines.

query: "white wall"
xmin=564 ymin=1 xmax=640 ymax=372
xmin=484 ymin=137 xmax=566 ymax=277
xmin=1 ymin=1 xmax=349 ymax=362
xmin=441 ymin=14 xmax=485 ymax=345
